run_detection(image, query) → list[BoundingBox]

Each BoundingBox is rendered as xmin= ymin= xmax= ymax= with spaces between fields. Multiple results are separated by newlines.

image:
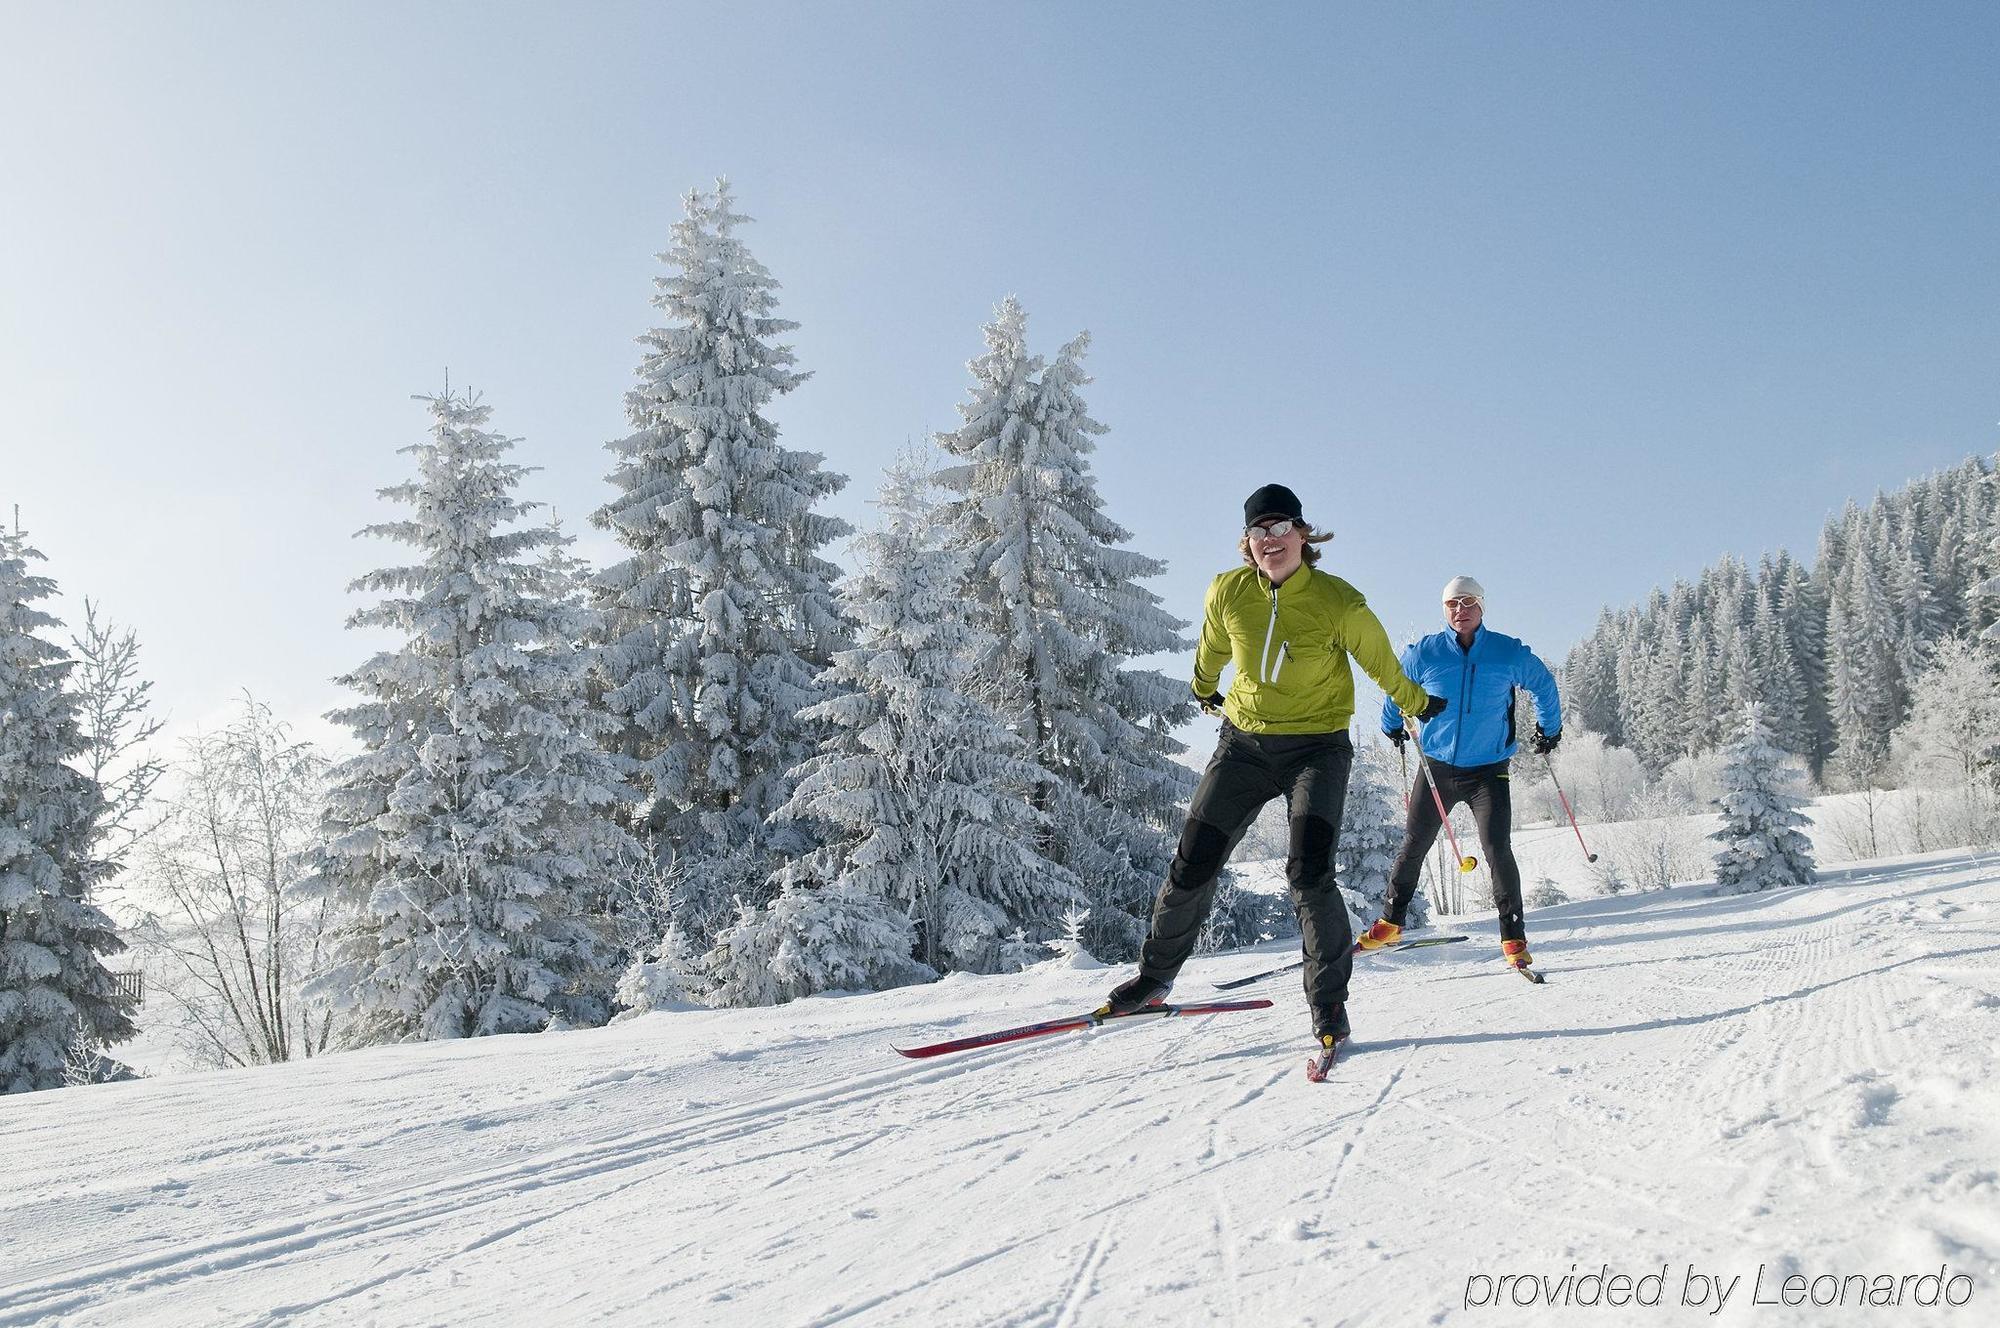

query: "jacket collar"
xmin=1260 ymin=564 xmax=1313 ymax=597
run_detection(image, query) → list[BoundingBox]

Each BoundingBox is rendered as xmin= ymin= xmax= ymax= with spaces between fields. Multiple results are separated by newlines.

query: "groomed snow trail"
xmin=4 ymin=852 xmax=1997 ymax=1326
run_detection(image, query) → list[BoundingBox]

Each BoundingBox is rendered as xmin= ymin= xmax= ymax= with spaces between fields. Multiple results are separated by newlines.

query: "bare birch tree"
xmin=132 ymin=696 xmax=335 ymax=1067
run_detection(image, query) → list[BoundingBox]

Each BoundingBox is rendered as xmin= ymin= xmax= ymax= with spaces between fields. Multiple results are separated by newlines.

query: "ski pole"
xmin=1408 ymin=716 xmax=1478 ymax=874
xmin=1542 ymin=750 xmax=1598 ymax=863
xmin=1397 ymin=738 xmax=1443 ymax=909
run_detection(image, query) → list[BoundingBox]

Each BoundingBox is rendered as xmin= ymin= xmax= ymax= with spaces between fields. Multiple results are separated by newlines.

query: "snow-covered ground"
xmin=5 ymin=848 xmax=1998 ymax=1326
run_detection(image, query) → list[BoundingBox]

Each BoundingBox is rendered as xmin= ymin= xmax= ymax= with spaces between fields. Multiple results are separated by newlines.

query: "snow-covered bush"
xmin=1519 ymin=728 xmax=1647 ymax=823
xmin=613 ymin=924 xmax=703 ymax=1018
xmin=1890 ymin=635 xmax=2000 ymax=847
xmin=705 ymin=885 xmax=934 ymax=1007
xmin=1604 ymin=783 xmax=1710 ymax=891
xmin=1659 ymin=749 xmax=1730 ymax=817
xmin=1525 ymin=876 xmax=1570 ymax=909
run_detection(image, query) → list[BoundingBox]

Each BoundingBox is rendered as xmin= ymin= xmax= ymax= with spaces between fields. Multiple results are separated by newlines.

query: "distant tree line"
xmin=1562 ymin=454 xmax=2000 ymax=789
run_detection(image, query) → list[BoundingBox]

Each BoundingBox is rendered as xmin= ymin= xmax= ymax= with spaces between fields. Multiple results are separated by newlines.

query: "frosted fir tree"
xmin=1979 ymin=455 xmax=2000 ymax=643
xmin=1710 ymin=703 xmax=1817 ymax=895
xmin=1749 ymin=580 xmax=1811 ymax=759
xmin=1339 ymin=738 xmax=1431 ymax=930
xmin=1826 ymin=548 xmax=1905 ymax=788
xmin=591 ymin=180 xmax=850 ymax=947
xmin=307 ymin=391 xmax=639 ymax=1044
xmin=0 ymin=527 xmax=134 ymax=1093
xmin=934 ymin=300 xmax=1195 ymax=959
xmin=734 ymin=456 xmax=1082 ymax=996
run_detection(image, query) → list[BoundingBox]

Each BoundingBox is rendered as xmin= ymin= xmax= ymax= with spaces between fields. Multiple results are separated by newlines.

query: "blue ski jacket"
xmin=1380 ymin=625 xmax=1562 ymax=769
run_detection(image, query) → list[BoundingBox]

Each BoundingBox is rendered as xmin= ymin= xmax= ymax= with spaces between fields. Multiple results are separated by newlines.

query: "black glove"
xmin=1198 ymin=691 xmax=1225 ymax=717
xmin=1531 ymin=724 xmax=1560 ymax=755
xmin=1417 ymin=694 xmax=1448 ymax=722
xmin=1383 ymin=726 xmax=1408 ymax=751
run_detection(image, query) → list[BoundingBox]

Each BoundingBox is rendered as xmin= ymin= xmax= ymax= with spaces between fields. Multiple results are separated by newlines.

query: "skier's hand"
xmin=1417 ymin=694 xmax=1448 ymax=722
xmin=1531 ymin=724 xmax=1561 ymax=755
xmin=1383 ymin=726 xmax=1408 ymax=751
xmin=1198 ymin=691 xmax=1225 ymax=717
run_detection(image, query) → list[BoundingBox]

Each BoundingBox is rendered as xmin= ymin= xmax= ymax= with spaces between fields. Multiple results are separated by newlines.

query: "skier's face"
xmin=1444 ymin=595 xmax=1484 ymax=635
xmin=1247 ymin=517 xmax=1304 ymax=583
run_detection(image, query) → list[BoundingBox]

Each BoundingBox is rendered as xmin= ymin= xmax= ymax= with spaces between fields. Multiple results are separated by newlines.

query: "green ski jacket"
xmin=1192 ymin=564 xmax=1428 ymax=735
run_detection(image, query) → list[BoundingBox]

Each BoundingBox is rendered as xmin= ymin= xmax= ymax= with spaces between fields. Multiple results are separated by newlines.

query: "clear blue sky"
xmin=4 ymin=1 xmax=1996 ymax=751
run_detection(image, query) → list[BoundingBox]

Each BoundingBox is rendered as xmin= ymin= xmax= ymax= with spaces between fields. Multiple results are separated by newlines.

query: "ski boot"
xmin=1356 ymin=918 xmax=1403 ymax=951
xmin=1097 ymin=972 xmax=1172 ymax=1017
xmin=1502 ymin=938 xmax=1545 ymax=983
xmin=1306 ymin=1002 xmax=1351 ymax=1082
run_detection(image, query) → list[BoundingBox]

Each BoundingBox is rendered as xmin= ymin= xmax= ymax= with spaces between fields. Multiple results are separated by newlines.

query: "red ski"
xmin=893 ymin=998 xmax=1273 ymax=1059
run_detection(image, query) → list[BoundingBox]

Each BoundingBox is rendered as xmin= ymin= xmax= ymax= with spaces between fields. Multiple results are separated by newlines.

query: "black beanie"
xmin=1244 ymin=483 xmax=1304 ymax=527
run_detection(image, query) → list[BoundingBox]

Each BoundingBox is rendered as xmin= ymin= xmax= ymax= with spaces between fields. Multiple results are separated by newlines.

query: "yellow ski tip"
xmin=1460 ymin=856 xmax=1479 ymax=872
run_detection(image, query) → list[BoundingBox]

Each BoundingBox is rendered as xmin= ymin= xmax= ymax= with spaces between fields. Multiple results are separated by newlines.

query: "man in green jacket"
xmin=1102 ymin=483 xmax=1444 ymax=1056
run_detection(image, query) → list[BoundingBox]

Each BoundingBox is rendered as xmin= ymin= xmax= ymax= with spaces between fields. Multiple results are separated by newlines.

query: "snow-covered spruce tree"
xmin=1749 ymin=580 xmax=1811 ymax=761
xmin=1979 ymin=454 xmax=2000 ymax=642
xmin=308 ymin=391 xmax=639 ymax=1043
xmin=1710 ymin=703 xmax=1817 ymax=895
xmin=713 ymin=457 xmax=1083 ymax=1001
xmin=591 ymin=180 xmax=850 ymax=950
xmin=0 ymin=527 xmax=133 ymax=1092
xmin=934 ymin=300 xmax=1195 ymax=960
xmin=1339 ymin=737 xmax=1431 ymax=930
xmin=1826 ymin=548 xmax=1905 ymax=789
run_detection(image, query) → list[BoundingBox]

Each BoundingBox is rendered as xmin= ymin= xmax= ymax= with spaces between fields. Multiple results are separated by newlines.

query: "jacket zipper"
xmin=1455 ymin=660 xmax=1474 ymax=765
xmin=1272 ymin=641 xmax=1289 ymax=682
xmin=1260 ymin=585 xmax=1279 ymax=682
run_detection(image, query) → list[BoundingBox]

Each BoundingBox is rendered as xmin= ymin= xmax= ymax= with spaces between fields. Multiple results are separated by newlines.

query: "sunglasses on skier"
xmin=1443 ymin=596 xmax=1483 ymax=610
xmin=1246 ymin=519 xmax=1299 ymax=539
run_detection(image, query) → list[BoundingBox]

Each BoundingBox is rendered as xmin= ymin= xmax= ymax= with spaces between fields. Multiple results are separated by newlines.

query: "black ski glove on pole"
xmin=1383 ymin=727 xmax=1408 ymax=750
xmin=1198 ymin=692 xmax=1225 ymax=717
xmin=1417 ymin=694 xmax=1448 ymax=722
xmin=1531 ymin=724 xmax=1561 ymax=755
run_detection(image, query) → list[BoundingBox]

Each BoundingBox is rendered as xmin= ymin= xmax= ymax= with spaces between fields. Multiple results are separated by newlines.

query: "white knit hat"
xmin=1441 ymin=575 xmax=1485 ymax=602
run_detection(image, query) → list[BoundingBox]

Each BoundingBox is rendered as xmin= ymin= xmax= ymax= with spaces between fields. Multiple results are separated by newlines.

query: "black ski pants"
xmin=1139 ymin=724 xmax=1353 ymax=1020
xmin=1385 ymin=760 xmax=1525 ymax=943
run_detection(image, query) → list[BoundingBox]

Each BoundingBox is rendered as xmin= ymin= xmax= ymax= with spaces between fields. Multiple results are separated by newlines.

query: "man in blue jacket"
xmin=1366 ymin=576 xmax=1562 ymax=970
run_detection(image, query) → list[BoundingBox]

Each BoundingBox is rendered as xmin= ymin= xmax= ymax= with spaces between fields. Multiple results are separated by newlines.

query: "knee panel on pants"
xmin=1176 ymin=819 xmax=1234 ymax=877
xmin=1287 ymin=816 xmax=1338 ymax=890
